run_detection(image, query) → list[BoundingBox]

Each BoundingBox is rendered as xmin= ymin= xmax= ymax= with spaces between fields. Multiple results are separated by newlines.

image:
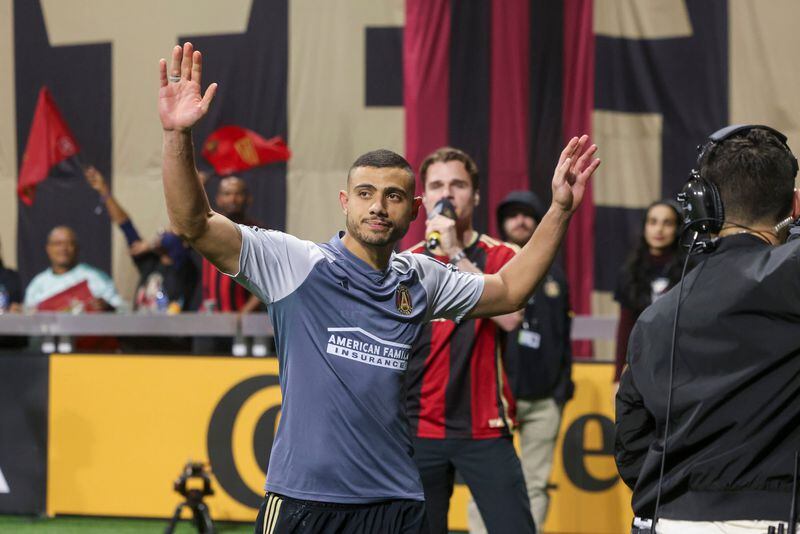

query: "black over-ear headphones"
xmin=677 ymin=124 xmax=799 ymax=235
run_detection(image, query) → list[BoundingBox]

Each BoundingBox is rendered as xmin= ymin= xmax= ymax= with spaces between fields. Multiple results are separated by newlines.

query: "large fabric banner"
xmin=3 ymin=0 xmax=800 ymax=338
xmin=591 ymin=0 xmax=729 ymax=337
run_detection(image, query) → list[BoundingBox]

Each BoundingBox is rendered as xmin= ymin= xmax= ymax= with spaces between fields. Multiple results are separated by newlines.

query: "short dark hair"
xmin=348 ymin=149 xmax=414 ymax=182
xmin=700 ymin=128 xmax=795 ymax=225
xmin=419 ymin=147 xmax=479 ymax=190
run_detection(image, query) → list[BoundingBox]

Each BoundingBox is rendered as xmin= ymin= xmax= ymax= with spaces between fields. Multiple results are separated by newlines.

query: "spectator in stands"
xmin=201 ymin=175 xmax=262 ymax=315
xmin=24 ymin=225 xmax=122 ymax=311
xmin=85 ymin=166 xmax=197 ymax=312
xmin=613 ymin=200 xmax=684 ymax=382
xmin=0 ymin=238 xmax=22 ymax=314
xmin=0 ymin=238 xmax=26 ymax=348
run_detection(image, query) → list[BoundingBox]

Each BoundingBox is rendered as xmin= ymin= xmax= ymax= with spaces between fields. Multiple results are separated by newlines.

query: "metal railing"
xmin=0 ymin=313 xmax=617 ymax=354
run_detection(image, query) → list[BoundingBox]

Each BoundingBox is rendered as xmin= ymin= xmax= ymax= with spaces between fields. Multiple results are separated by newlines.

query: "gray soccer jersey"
xmin=232 ymin=226 xmax=484 ymax=503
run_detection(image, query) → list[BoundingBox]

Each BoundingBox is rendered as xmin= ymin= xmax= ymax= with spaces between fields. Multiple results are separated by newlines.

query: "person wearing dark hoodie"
xmin=468 ymin=190 xmax=573 ymax=532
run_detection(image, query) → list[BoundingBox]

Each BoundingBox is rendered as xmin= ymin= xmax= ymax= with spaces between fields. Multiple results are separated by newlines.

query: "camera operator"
xmin=615 ymin=126 xmax=800 ymax=533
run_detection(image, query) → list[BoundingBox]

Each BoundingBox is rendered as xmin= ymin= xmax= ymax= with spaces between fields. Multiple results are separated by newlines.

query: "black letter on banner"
xmin=562 ymin=414 xmax=617 ymax=492
xmin=207 ymin=375 xmax=280 ymax=508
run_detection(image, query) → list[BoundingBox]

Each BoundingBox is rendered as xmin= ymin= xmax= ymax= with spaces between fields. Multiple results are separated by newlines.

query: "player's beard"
xmin=346 ymin=213 xmax=407 ymax=248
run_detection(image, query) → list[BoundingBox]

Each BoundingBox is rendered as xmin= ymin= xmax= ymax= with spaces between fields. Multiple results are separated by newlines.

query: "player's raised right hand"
xmin=158 ymin=42 xmax=217 ymax=132
xmin=551 ymin=135 xmax=599 ymax=215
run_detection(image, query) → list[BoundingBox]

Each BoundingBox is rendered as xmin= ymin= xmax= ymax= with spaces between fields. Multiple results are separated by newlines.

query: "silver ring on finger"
xmin=168 ymin=75 xmax=181 ymax=83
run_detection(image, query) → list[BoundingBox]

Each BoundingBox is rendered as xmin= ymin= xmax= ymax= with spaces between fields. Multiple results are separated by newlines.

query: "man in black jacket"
xmin=615 ymin=126 xmax=800 ymax=533
xmin=469 ymin=190 xmax=574 ymax=532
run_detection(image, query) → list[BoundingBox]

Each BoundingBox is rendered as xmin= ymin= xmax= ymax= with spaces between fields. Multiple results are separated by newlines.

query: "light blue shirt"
xmin=233 ymin=226 xmax=484 ymax=503
xmin=24 ymin=263 xmax=123 ymax=309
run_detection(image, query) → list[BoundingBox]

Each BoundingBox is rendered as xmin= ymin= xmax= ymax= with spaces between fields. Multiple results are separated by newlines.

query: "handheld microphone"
xmin=426 ymin=198 xmax=456 ymax=250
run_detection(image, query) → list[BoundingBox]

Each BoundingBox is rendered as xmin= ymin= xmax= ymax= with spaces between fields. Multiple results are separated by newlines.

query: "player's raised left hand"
xmin=551 ymin=135 xmax=600 ymax=214
xmin=158 ymin=42 xmax=217 ymax=132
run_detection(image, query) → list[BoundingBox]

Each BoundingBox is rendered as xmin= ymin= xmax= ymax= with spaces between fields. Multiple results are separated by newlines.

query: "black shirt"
xmin=0 ymin=263 xmax=26 ymax=349
xmin=614 ymin=252 xmax=679 ymax=313
xmin=132 ymin=252 xmax=198 ymax=312
xmin=615 ymin=234 xmax=800 ymax=520
xmin=613 ymin=252 xmax=682 ymax=381
xmin=503 ymin=266 xmax=573 ymax=404
xmin=0 ymin=263 xmax=22 ymax=306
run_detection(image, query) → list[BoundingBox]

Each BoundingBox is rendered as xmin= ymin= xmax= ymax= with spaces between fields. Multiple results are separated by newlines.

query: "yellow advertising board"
xmin=48 ymin=355 xmax=632 ymax=531
xmin=447 ymin=362 xmax=633 ymax=533
xmin=545 ymin=362 xmax=633 ymax=533
xmin=48 ymin=354 xmax=281 ymax=521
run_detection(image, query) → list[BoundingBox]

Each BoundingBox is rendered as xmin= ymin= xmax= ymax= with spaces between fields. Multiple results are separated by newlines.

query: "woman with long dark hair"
xmin=614 ymin=200 xmax=684 ymax=381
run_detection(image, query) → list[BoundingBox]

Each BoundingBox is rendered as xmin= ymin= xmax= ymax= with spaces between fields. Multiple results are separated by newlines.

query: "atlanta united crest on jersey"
xmin=231 ymin=226 xmax=484 ymax=503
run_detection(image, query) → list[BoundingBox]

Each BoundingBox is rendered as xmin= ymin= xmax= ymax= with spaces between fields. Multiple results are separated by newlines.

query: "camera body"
xmin=173 ymin=461 xmax=214 ymax=500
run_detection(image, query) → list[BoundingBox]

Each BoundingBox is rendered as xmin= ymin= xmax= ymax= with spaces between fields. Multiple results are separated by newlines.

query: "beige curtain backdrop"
xmin=591 ymin=0 xmax=693 ymax=358
xmin=592 ymin=110 xmax=664 ymax=210
xmin=37 ymin=0 xmax=252 ymax=300
xmin=0 ymin=0 xmax=17 ymax=268
xmin=589 ymin=0 xmax=800 ymax=357
xmin=3 ymin=0 xmax=800 ymax=301
xmin=287 ymin=0 xmax=404 ymax=243
xmin=6 ymin=0 xmax=403 ymax=298
xmin=729 ymin=0 xmax=800 ymax=166
xmin=590 ymin=110 xmax=664 ymax=359
xmin=594 ymin=0 xmax=692 ymax=39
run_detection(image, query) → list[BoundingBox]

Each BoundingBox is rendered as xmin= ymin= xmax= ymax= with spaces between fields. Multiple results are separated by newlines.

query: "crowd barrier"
xmin=0 ymin=313 xmax=615 ymax=351
xmin=0 ymin=314 xmax=630 ymax=533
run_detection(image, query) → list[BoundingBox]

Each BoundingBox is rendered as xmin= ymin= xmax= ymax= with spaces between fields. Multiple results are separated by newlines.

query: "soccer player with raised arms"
xmin=158 ymin=42 xmax=599 ymax=534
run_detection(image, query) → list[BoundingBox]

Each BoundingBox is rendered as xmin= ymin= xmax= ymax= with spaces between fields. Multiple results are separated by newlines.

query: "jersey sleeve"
xmin=413 ymin=254 xmax=485 ymax=323
xmin=86 ymin=267 xmax=123 ymax=308
xmin=231 ymin=225 xmax=324 ymax=304
xmin=23 ymin=274 xmax=44 ymax=308
xmin=484 ymin=243 xmax=517 ymax=275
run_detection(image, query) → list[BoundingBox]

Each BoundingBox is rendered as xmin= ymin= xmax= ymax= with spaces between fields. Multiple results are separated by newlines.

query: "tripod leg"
xmin=165 ymin=502 xmax=188 ymax=534
xmin=196 ymin=502 xmax=216 ymax=534
xmin=191 ymin=502 xmax=215 ymax=534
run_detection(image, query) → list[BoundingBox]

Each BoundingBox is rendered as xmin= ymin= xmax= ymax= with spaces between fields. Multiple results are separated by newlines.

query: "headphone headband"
xmin=680 ymin=124 xmax=797 ymax=240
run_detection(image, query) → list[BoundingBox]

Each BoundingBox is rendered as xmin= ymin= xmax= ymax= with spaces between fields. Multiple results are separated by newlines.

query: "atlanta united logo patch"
xmin=544 ymin=278 xmax=561 ymax=298
xmin=396 ymin=284 xmax=413 ymax=315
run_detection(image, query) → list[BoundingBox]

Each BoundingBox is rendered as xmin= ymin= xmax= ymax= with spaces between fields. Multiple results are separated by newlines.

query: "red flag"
xmin=17 ymin=87 xmax=80 ymax=205
xmin=201 ymin=125 xmax=290 ymax=176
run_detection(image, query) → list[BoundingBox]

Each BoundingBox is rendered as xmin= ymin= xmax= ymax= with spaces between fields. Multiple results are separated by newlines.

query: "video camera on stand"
xmin=164 ymin=461 xmax=216 ymax=534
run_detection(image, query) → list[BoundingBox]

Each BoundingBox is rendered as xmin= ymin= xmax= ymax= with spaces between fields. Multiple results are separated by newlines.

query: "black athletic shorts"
xmin=253 ymin=492 xmax=427 ymax=534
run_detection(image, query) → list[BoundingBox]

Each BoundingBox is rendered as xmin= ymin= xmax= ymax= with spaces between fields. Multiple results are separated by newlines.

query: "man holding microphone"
xmin=405 ymin=147 xmax=533 ymax=533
